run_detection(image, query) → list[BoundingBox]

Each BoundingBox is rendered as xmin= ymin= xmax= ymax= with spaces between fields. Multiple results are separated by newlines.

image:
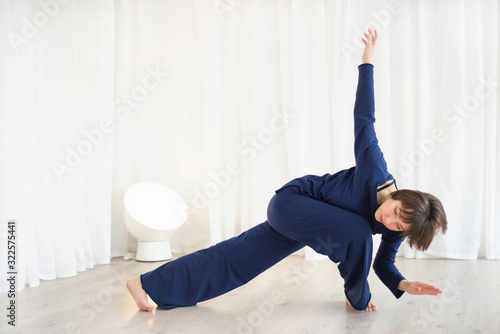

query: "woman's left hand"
xmin=398 ymin=280 xmax=443 ymax=295
xmin=361 ymin=28 xmax=378 ymax=64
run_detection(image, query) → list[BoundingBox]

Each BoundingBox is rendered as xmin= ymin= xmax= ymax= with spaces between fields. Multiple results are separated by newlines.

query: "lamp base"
xmin=135 ymin=240 xmax=173 ymax=262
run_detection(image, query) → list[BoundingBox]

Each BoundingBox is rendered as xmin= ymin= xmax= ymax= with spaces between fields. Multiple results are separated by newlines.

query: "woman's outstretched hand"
xmin=398 ymin=280 xmax=443 ymax=296
xmin=361 ymin=28 xmax=378 ymax=64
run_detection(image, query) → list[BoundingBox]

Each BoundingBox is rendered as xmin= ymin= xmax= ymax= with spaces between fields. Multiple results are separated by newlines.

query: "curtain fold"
xmin=0 ymin=0 xmax=499 ymax=292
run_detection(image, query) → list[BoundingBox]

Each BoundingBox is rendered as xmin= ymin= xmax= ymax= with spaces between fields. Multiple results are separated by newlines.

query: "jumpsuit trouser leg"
xmin=140 ymin=187 xmax=373 ymax=310
xmin=141 ymin=221 xmax=304 ymax=309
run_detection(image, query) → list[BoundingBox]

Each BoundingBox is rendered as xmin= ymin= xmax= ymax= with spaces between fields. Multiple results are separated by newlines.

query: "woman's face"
xmin=375 ymin=198 xmax=411 ymax=232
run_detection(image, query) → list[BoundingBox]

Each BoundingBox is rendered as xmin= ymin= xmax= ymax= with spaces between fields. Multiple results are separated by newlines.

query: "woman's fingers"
xmin=415 ymin=282 xmax=442 ymax=292
xmin=362 ymin=29 xmax=378 ymax=46
xmin=371 ymin=29 xmax=378 ymax=46
xmin=367 ymin=29 xmax=377 ymax=39
xmin=409 ymin=282 xmax=443 ymax=295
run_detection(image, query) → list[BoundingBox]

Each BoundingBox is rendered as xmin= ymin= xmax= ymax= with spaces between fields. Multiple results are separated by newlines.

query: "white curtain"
xmin=0 ymin=0 xmax=498 ymax=292
xmin=0 ymin=0 xmax=114 ymax=291
xmin=386 ymin=0 xmax=499 ymax=260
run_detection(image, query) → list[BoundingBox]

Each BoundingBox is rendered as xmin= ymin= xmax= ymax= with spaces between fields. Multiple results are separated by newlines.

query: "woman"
xmin=127 ymin=29 xmax=447 ymax=312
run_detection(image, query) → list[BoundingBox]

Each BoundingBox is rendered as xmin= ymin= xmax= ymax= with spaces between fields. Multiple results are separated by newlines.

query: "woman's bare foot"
xmin=345 ymin=297 xmax=378 ymax=311
xmin=126 ymin=277 xmax=155 ymax=312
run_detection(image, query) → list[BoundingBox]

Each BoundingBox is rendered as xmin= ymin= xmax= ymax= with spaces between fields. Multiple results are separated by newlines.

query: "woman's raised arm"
xmin=352 ymin=30 xmax=391 ymax=182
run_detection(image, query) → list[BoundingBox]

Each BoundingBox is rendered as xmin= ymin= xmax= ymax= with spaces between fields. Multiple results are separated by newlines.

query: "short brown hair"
xmin=390 ymin=190 xmax=447 ymax=251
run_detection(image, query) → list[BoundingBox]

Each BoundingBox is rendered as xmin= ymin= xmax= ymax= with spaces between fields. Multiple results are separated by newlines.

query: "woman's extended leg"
xmin=134 ymin=221 xmax=304 ymax=310
xmin=266 ymin=187 xmax=374 ymax=311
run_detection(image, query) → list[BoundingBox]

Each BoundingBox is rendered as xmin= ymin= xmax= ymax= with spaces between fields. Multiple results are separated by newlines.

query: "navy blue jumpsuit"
xmin=140 ymin=64 xmax=406 ymax=311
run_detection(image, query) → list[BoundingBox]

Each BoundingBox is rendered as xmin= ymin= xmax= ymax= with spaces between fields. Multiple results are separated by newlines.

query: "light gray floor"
xmin=1 ymin=255 xmax=499 ymax=334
